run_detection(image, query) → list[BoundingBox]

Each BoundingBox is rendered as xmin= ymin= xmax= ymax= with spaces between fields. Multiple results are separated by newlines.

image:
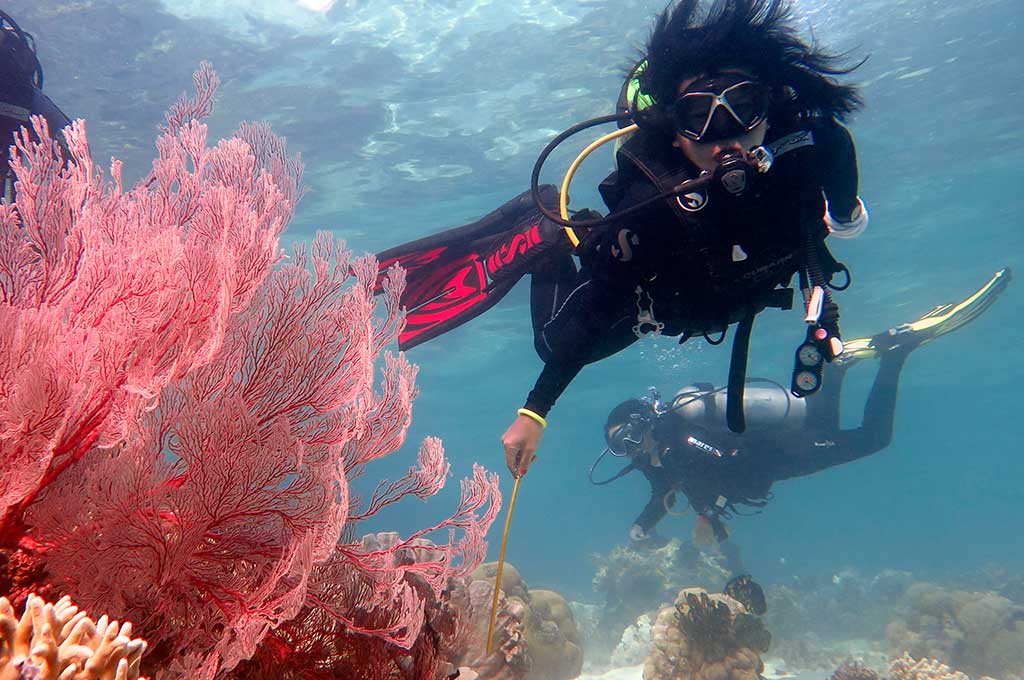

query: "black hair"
xmin=640 ymin=0 xmax=864 ymax=122
xmin=604 ymin=399 xmax=645 ymax=440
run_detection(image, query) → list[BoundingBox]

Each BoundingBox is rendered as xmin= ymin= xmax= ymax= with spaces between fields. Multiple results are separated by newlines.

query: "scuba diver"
xmin=1 ymin=9 xmax=71 ymax=202
xmin=594 ymin=268 xmax=1011 ymax=569
xmin=375 ymin=0 xmax=869 ymax=477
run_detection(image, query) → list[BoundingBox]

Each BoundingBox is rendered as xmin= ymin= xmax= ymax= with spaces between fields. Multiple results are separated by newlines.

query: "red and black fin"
xmin=375 ymin=186 xmax=567 ymax=350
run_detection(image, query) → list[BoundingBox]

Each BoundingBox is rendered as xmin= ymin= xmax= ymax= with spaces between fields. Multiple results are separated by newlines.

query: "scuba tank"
xmin=670 ymin=379 xmax=806 ymax=433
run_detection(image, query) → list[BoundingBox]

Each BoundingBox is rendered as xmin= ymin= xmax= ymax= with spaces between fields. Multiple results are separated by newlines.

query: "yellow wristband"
xmin=517 ymin=408 xmax=548 ymax=429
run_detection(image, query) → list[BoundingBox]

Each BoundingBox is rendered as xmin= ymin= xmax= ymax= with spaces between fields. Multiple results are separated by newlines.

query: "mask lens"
xmin=723 ymin=82 xmax=766 ymax=126
xmin=608 ymin=422 xmax=643 ymax=456
xmin=672 ymin=93 xmax=715 ymax=139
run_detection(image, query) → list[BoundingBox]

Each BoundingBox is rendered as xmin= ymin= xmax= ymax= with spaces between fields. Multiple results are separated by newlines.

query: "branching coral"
xmin=830 ymin=659 xmax=880 ymax=680
xmin=643 ymin=587 xmax=768 ymax=680
xmin=888 ymin=653 xmax=972 ymax=680
xmin=0 ymin=593 xmax=148 ymax=680
xmin=589 ymin=539 xmax=730 ymax=665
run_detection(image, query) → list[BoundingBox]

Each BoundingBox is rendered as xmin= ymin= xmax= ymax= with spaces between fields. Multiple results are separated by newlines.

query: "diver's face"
xmin=671 ymin=72 xmax=768 ymax=172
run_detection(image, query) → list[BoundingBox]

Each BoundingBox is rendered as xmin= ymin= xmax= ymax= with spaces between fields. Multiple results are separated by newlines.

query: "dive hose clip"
xmin=633 ymin=286 xmax=664 ymax=338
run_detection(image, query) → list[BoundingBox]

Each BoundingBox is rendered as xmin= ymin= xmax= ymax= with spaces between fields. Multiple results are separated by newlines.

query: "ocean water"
xmin=9 ymin=0 xmax=1022 ymax=664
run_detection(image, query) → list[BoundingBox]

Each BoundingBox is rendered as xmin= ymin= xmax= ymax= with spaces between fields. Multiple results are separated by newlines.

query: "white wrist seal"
xmin=824 ymin=196 xmax=868 ymax=239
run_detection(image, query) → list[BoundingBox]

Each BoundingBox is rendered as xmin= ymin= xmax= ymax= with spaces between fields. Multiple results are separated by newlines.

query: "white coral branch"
xmin=0 ymin=594 xmax=148 ymax=680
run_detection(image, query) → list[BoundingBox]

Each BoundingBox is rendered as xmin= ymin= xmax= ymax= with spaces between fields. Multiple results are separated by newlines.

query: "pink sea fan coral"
xmin=0 ymin=62 xmax=297 ymax=545
xmin=2 ymin=64 xmax=501 ymax=679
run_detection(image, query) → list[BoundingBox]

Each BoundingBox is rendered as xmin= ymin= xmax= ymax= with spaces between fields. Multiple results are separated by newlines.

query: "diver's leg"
xmin=767 ymin=349 xmax=908 ymax=480
xmin=804 ymin=361 xmax=851 ymax=434
xmin=839 ymin=348 xmax=909 ymax=454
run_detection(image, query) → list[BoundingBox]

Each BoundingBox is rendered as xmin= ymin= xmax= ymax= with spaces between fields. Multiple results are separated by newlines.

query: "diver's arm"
xmin=633 ymin=470 xmax=672 ymax=533
xmin=523 ymin=358 xmax=586 ymax=418
xmin=817 ymin=119 xmax=868 ymax=239
xmin=503 ymin=356 xmax=586 ymax=477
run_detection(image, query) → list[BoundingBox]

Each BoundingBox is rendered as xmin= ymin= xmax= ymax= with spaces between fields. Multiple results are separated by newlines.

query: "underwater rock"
xmin=590 ymin=539 xmax=730 ymax=664
xmin=887 ymin=581 xmax=1024 ymax=680
xmin=643 ymin=587 xmax=768 ymax=680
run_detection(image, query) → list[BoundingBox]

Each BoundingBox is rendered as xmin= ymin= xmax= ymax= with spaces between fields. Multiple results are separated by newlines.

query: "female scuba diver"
xmin=375 ymin=0 xmax=870 ymax=477
xmin=595 ymin=268 xmax=1010 ymax=572
xmin=1 ymin=9 xmax=71 ymax=202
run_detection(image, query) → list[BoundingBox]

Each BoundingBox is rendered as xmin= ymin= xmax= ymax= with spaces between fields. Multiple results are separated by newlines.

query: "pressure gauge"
xmin=797 ymin=343 xmax=822 ymax=367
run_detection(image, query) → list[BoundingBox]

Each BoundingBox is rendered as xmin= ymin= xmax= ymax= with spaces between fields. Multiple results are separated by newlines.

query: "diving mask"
xmin=671 ymin=75 xmax=768 ymax=143
xmin=606 ymin=415 xmax=648 ymax=457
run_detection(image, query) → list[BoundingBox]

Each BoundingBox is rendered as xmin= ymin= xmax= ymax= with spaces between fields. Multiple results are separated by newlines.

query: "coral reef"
xmin=643 ymin=587 xmax=768 ymax=680
xmin=589 ymin=540 xmax=730 ymax=664
xmin=227 ymin=532 xmax=477 ymax=680
xmin=886 ymin=582 xmax=1024 ymax=680
xmin=0 ymin=593 xmax=148 ymax=680
xmin=529 ymin=589 xmax=583 ymax=680
xmin=610 ymin=614 xmax=653 ymax=668
xmin=831 ymin=658 xmax=880 ymax=680
xmin=458 ymin=577 xmax=531 ymax=680
xmin=764 ymin=570 xmax=909 ymax=672
xmin=767 ymin=570 xmax=912 ymax=643
xmin=460 ymin=562 xmax=582 ymax=680
xmin=887 ymin=653 xmax=976 ymax=680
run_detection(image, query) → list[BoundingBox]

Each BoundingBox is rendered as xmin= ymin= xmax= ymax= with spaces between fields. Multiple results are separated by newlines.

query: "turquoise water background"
xmin=9 ymin=0 xmax=1022 ymax=601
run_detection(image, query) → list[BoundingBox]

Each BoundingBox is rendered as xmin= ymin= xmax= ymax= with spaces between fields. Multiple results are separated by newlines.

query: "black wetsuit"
xmin=1 ymin=88 xmax=71 ymax=201
xmin=632 ymin=351 xmax=907 ymax=534
xmin=525 ymin=113 xmax=862 ymax=418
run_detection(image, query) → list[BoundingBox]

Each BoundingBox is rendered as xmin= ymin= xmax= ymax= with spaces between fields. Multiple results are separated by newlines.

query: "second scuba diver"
xmin=376 ymin=0 xmax=870 ymax=477
xmin=1 ymin=9 xmax=71 ymax=202
xmin=596 ymin=269 xmax=1010 ymax=573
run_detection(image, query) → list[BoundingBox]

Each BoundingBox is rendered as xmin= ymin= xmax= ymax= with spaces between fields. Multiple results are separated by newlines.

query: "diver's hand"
xmin=629 ymin=524 xmax=668 ymax=550
xmin=629 ymin=524 xmax=648 ymax=543
xmin=501 ymin=415 xmax=544 ymax=477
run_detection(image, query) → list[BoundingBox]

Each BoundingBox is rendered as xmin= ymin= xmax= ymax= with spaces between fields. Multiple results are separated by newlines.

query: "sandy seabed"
xmin=578 ymin=658 xmax=802 ymax=680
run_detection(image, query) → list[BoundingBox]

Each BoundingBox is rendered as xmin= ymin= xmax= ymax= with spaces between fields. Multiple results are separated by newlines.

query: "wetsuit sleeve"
xmin=522 ymin=158 xmax=666 ymax=416
xmin=816 ymin=119 xmax=862 ymax=221
xmin=523 ymin=360 xmax=585 ymax=417
xmin=634 ymin=467 xmax=672 ymax=532
xmin=31 ymin=89 xmax=72 ymax=135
